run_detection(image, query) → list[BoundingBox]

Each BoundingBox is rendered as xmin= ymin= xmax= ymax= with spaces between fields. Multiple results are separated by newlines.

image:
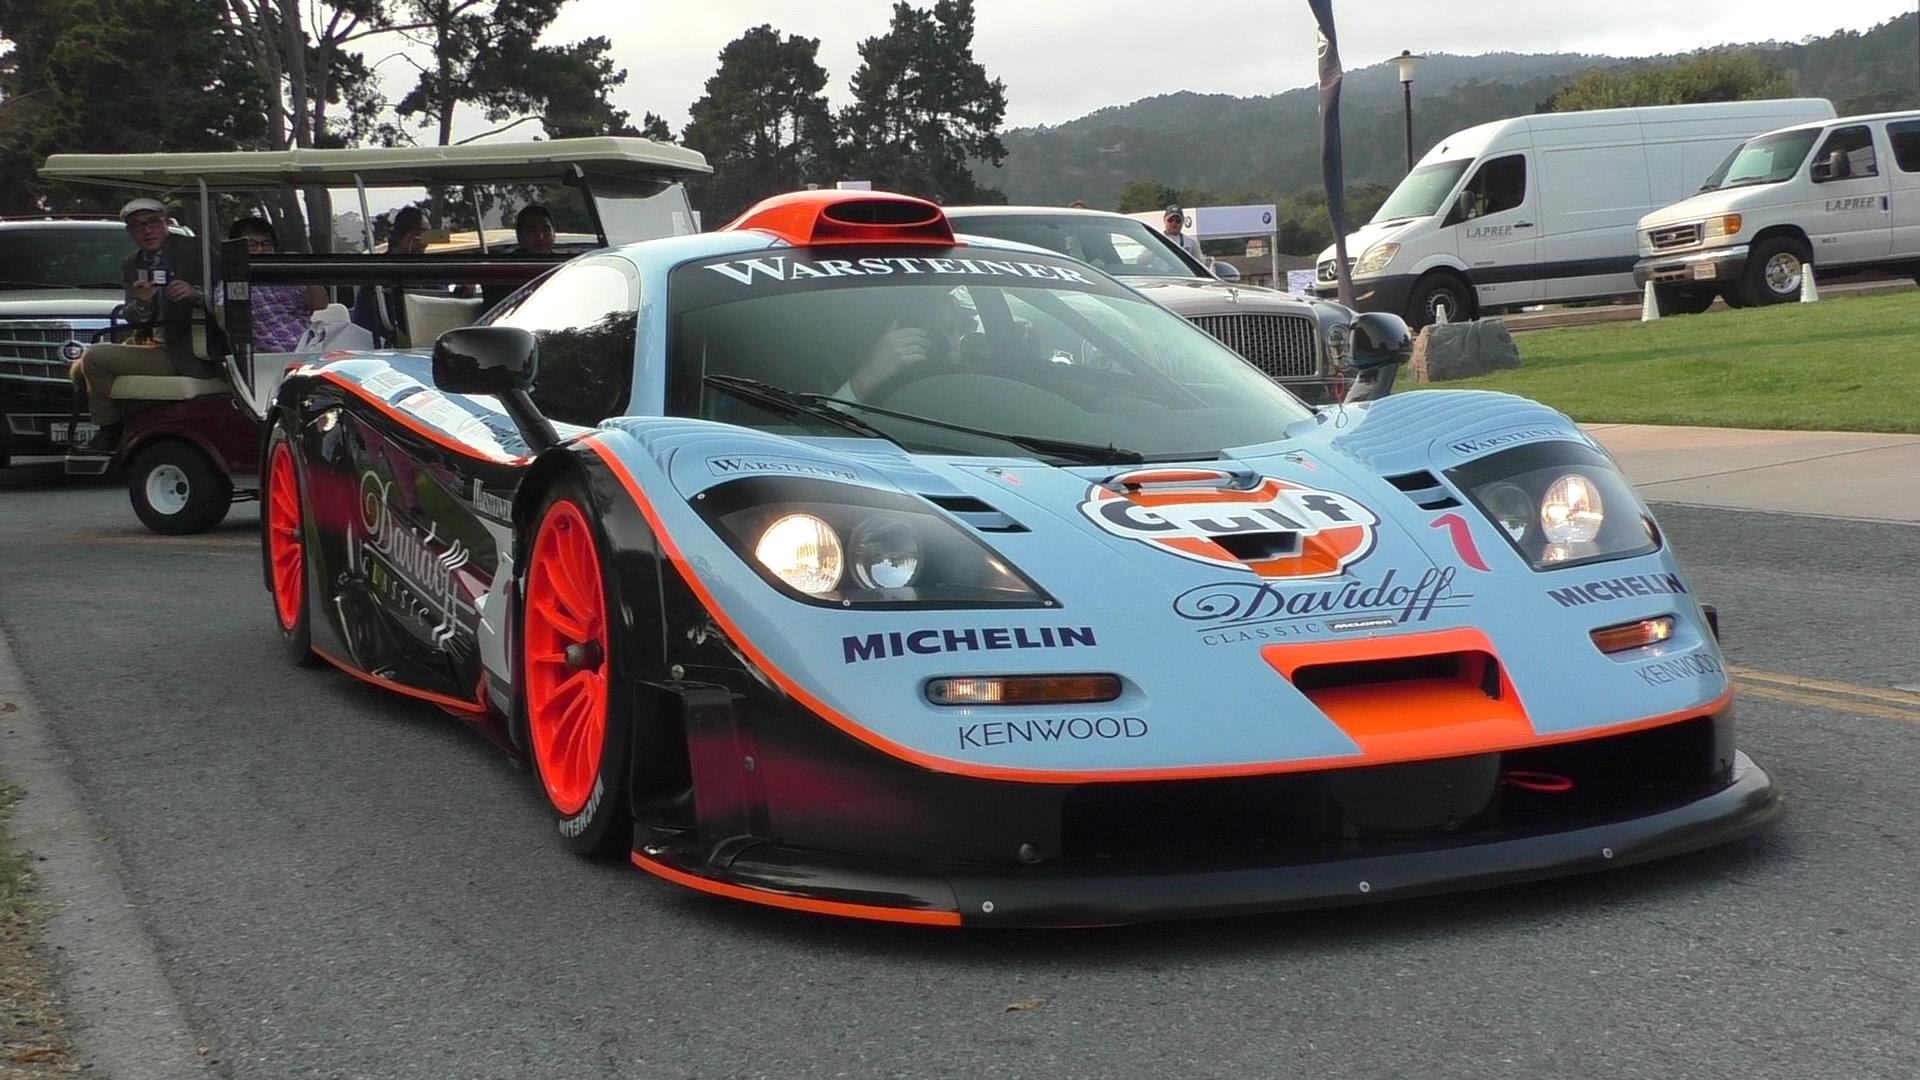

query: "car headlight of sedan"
xmin=1448 ymin=441 xmax=1659 ymax=571
xmin=1351 ymin=242 xmax=1400 ymax=276
xmin=696 ymin=476 xmax=1052 ymax=607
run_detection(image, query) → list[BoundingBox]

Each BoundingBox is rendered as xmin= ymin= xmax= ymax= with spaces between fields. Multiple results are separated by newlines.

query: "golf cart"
xmin=36 ymin=137 xmax=710 ymax=532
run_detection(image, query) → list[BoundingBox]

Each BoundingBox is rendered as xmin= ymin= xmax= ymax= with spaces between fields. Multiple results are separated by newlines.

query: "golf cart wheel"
xmin=127 ymin=439 xmax=232 ymax=535
xmin=1740 ymin=237 xmax=1811 ymax=306
xmin=1653 ymin=285 xmax=1716 ymax=316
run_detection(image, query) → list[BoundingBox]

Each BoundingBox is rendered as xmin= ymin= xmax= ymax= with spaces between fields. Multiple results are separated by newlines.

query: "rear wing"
xmin=218 ymin=239 xmax=571 ymax=418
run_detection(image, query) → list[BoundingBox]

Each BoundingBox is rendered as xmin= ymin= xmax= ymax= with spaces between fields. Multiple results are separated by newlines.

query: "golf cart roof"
xmin=39 ymin=137 xmax=711 ymax=192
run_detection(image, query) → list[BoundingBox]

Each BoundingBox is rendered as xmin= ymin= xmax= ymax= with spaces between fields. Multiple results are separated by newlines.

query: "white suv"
xmin=1633 ymin=110 xmax=1920 ymax=312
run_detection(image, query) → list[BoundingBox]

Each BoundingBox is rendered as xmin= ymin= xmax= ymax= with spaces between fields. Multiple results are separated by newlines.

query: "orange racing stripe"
xmin=630 ymin=850 xmax=962 ymax=927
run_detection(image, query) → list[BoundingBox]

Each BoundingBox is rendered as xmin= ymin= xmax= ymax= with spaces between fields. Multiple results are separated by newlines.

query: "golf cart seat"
xmin=109 ymin=375 xmax=229 ymax=401
xmin=403 ymin=293 xmax=486 ymax=347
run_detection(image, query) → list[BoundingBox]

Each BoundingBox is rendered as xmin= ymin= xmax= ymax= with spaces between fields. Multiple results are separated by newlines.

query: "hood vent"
xmin=922 ymin=493 xmax=1027 ymax=533
xmin=1384 ymin=470 xmax=1461 ymax=511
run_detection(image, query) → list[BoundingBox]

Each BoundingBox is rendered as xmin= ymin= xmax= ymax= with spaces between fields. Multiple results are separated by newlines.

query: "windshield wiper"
xmin=702 ymin=375 xmax=902 ymax=445
xmin=802 ymin=393 xmax=1146 ymax=466
xmin=0 ymin=279 xmax=79 ymax=290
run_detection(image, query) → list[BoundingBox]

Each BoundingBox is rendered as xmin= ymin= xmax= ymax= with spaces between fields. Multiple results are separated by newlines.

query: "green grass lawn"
xmin=1443 ymin=288 xmax=1920 ymax=433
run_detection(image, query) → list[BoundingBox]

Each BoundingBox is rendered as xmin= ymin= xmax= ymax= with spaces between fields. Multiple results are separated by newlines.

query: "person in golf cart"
xmin=71 ymin=197 xmax=222 ymax=453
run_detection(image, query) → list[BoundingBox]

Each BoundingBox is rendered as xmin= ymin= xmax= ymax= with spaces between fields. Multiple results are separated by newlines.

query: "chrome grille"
xmin=0 ymin=321 xmax=104 ymax=380
xmin=1648 ymin=223 xmax=1701 ymax=251
xmin=1189 ymin=314 xmax=1320 ymax=379
xmin=1316 ymin=260 xmax=1337 ymax=283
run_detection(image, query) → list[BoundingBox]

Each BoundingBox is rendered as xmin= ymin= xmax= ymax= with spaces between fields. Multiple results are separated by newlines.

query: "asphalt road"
xmin=2 ymin=462 xmax=1916 ymax=1080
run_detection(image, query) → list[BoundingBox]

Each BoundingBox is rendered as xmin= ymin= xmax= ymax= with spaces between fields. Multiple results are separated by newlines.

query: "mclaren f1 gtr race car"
xmin=257 ymin=190 xmax=1776 ymax=927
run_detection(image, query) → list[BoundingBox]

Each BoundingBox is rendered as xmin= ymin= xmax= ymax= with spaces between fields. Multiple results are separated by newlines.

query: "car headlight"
xmin=1323 ymin=321 xmax=1352 ymax=368
xmin=1351 ymin=242 xmax=1400 ymax=276
xmin=696 ymin=475 xmax=1051 ymax=607
xmin=1702 ymin=213 xmax=1742 ymax=240
xmin=1449 ymin=442 xmax=1659 ymax=571
xmin=755 ymin=513 xmax=845 ymax=594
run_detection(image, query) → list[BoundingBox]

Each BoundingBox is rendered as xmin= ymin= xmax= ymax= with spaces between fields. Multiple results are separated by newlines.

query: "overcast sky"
xmin=492 ymin=0 xmax=1920 ymax=136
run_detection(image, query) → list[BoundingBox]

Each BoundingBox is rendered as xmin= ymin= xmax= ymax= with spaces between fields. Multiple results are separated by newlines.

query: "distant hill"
xmin=983 ymin=12 xmax=1919 ymax=207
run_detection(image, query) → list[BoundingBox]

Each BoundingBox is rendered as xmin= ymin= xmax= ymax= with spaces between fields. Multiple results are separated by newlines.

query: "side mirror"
xmin=432 ymin=325 xmax=537 ymax=395
xmin=1342 ymin=311 xmax=1414 ymax=405
xmin=431 ymin=325 xmax=557 ymax=452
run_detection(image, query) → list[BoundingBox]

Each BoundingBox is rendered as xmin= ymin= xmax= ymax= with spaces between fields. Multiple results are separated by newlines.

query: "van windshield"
xmin=1371 ymin=159 xmax=1473 ymax=222
xmin=1701 ymin=130 xmax=1820 ymax=191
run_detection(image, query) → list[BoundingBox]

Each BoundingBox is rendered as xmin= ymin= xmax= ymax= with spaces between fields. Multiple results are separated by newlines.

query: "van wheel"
xmin=1740 ymin=237 xmax=1811 ymax=306
xmin=1408 ymin=275 xmax=1474 ymax=329
xmin=128 ymin=440 xmax=232 ymax=534
xmin=1653 ymin=285 xmax=1716 ymax=315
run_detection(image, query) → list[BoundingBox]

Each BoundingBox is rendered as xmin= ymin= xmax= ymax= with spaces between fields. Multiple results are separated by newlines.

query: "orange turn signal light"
xmin=1590 ymin=615 xmax=1676 ymax=655
xmin=1722 ymin=213 xmax=1743 ymax=234
xmin=925 ymin=674 xmax=1122 ymax=707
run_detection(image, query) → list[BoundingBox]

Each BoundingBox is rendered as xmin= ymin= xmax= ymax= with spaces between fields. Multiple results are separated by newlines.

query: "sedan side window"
xmin=1812 ymin=125 xmax=1878 ymax=181
xmin=492 ymin=258 xmax=640 ymax=427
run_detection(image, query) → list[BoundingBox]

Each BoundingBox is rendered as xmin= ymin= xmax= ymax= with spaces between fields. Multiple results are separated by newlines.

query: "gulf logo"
xmin=1079 ymin=468 xmax=1378 ymax=579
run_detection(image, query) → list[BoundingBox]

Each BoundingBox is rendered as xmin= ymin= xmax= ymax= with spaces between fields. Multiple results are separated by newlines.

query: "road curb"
xmin=0 ymin=626 xmax=214 ymax=1080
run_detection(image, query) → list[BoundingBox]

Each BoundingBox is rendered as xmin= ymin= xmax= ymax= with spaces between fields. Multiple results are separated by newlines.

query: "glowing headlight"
xmin=1540 ymin=473 xmax=1605 ymax=544
xmin=1453 ymin=445 xmax=1660 ymax=572
xmin=849 ymin=515 xmax=922 ymax=590
xmin=755 ymin=513 xmax=844 ymax=594
xmin=1351 ymin=242 xmax=1400 ymax=276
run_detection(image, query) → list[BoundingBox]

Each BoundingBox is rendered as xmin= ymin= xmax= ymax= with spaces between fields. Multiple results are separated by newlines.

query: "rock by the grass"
xmin=1409 ymin=319 xmax=1522 ymax=382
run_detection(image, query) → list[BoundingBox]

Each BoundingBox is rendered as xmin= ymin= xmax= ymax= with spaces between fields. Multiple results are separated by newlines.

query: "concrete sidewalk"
xmin=1585 ymin=424 xmax=1920 ymax=524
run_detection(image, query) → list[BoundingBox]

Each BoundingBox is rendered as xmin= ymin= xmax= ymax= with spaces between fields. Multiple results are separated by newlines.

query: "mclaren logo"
xmin=1079 ymin=468 xmax=1377 ymax=579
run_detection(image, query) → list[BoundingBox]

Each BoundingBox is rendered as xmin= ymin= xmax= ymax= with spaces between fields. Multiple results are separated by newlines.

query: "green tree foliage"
xmin=1546 ymin=52 xmax=1795 ymax=111
xmin=1113 ymin=177 xmax=1181 ymax=213
xmin=0 ymin=0 xmax=269 ymax=212
xmin=680 ymin=25 xmax=837 ymax=222
xmin=840 ymin=0 xmax=1008 ymax=202
xmin=391 ymin=0 xmax=629 ymax=146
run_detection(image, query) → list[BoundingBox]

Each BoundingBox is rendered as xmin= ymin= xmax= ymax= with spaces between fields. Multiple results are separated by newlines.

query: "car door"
xmin=1884 ymin=118 xmax=1920 ymax=260
xmin=1807 ymin=123 xmax=1893 ymax=266
xmin=1443 ymin=153 xmax=1542 ymax=309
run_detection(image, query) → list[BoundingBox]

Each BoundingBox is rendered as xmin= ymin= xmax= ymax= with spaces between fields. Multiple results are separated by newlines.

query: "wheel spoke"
xmin=532 ymin=595 xmax=589 ymax=641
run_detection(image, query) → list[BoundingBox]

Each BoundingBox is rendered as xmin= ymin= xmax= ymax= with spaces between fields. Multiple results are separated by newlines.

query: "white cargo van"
xmin=1634 ymin=110 xmax=1920 ymax=310
xmin=1312 ymin=99 xmax=1836 ymax=326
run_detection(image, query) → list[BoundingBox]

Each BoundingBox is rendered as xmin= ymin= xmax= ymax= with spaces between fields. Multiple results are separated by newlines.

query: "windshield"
xmin=949 ymin=214 xmax=1200 ymax=279
xmin=1371 ymin=159 xmax=1473 ymax=222
xmin=1701 ymin=129 xmax=1819 ymax=190
xmin=584 ymin=174 xmax=699 ymax=245
xmin=0 ymin=227 xmax=128 ymax=289
xmin=666 ymin=249 xmax=1314 ymax=462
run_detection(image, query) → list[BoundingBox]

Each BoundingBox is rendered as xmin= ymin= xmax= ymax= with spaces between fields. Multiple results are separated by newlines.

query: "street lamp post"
xmin=1395 ymin=50 xmax=1424 ymax=174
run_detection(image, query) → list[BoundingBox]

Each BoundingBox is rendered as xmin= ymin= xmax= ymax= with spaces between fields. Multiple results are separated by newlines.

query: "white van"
xmin=1634 ymin=110 xmax=1920 ymax=310
xmin=1312 ymin=99 xmax=1836 ymax=326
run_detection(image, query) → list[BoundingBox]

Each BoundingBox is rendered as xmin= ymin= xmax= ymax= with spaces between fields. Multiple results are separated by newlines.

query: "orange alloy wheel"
xmin=524 ymin=500 xmax=612 ymax=816
xmin=267 ymin=442 xmax=304 ymax=631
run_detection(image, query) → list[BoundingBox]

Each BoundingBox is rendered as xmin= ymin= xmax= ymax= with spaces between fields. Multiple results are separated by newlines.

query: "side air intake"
xmin=1383 ymin=470 xmax=1460 ymax=510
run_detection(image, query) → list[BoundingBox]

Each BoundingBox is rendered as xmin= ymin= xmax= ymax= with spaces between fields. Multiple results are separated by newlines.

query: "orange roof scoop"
xmin=723 ymin=190 xmax=956 ymax=247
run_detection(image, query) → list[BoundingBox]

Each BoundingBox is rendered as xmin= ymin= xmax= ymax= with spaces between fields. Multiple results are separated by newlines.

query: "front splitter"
xmin=630 ymin=751 xmax=1780 ymax=928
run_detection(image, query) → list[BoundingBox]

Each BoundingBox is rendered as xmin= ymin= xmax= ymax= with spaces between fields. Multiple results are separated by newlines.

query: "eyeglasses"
xmin=243 ymin=237 xmax=275 ymax=252
xmin=125 ymin=216 xmax=167 ymax=232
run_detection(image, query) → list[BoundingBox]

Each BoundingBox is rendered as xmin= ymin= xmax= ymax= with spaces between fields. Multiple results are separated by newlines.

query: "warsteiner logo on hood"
xmin=1079 ymin=468 xmax=1377 ymax=579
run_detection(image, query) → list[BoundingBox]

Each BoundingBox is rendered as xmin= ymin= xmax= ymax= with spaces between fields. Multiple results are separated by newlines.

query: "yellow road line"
xmin=1736 ymin=681 xmax=1920 ymax=725
xmin=1729 ymin=665 xmax=1920 ymax=708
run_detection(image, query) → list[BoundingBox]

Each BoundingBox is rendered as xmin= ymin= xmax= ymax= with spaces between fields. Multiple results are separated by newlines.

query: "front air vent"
xmin=922 ymin=493 xmax=1027 ymax=533
xmin=1383 ymin=470 xmax=1460 ymax=510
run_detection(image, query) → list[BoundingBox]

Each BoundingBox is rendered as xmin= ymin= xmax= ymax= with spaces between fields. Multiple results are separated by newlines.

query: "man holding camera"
xmin=71 ymin=198 xmax=222 ymax=452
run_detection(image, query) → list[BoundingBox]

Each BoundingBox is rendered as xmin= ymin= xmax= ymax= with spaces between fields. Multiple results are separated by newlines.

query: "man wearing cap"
xmin=1162 ymin=205 xmax=1201 ymax=259
xmin=71 ymin=198 xmax=223 ymax=452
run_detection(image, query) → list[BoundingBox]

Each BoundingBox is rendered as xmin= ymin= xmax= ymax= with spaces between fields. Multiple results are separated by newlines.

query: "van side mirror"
xmin=1342 ymin=312 xmax=1414 ymax=404
xmin=431 ymin=325 xmax=557 ymax=452
xmin=1812 ymin=150 xmax=1850 ymax=182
